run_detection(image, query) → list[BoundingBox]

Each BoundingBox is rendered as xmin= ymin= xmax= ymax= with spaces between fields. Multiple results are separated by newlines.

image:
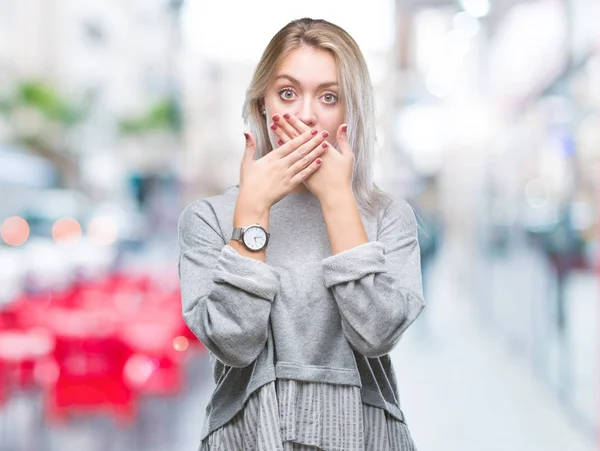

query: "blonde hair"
xmin=242 ymin=18 xmax=391 ymax=218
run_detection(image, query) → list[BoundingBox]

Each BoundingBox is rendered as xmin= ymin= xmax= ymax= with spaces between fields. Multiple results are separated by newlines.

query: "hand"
xmin=269 ymin=113 xmax=354 ymax=203
xmin=238 ymin=127 xmax=329 ymax=209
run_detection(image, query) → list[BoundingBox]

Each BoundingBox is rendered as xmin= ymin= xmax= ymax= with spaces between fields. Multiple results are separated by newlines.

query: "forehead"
xmin=276 ymin=46 xmax=338 ymax=82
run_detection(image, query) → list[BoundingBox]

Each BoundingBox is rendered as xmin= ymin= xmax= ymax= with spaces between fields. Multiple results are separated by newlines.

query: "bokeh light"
xmin=88 ymin=216 xmax=119 ymax=246
xmin=1 ymin=216 xmax=30 ymax=246
xmin=124 ymin=354 xmax=159 ymax=387
xmin=173 ymin=336 xmax=189 ymax=352
xmin=52 ymin=218 xmax=82 ymax=244
xmin=459 ymin=0 xmax=491 ymax=18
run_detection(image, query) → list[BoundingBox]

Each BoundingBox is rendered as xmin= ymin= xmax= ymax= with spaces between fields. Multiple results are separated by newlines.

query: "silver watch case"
xmin=231 ymin=224 xmax=270 ymax=252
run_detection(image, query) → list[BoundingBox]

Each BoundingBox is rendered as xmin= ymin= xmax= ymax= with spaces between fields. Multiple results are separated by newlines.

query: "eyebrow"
xmin=275 ymin=74 xmax=339 ymax=89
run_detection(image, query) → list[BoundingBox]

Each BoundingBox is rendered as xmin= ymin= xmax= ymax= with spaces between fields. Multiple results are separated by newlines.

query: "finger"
xmin=287 ymin=139 xmax=329 ymax=177
xmin=282 ymin=113 xmax=311 ymax=135
xmin=290 ymin=156 xmax=323 ymax=185
xmin=243 ymin=131 xmax=257 ymax=162
xmin=284 ymin=130 xmax=329 ymax=166
xmin=336 ymin=123 xmax=351 ymax=155
xmin=275 ymin=113 xmax=305 ymax=138
xmin=274 ymin=128 xmax=318 ymax=158
xmin=269 ymin=119 xmax=293 ymax=146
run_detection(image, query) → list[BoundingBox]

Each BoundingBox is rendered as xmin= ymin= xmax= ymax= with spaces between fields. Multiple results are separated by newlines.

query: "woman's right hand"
xmin=239 ymin=128 xmax=330 ymax=209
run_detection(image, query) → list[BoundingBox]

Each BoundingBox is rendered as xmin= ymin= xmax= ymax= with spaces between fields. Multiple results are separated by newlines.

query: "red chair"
xmin=0 ymin=360 xmax=8 ymax=407
xmin=42 ymin=307 xmax=136 ymax=426
xmin=0 ymin=328 xmax=56 ymax=390
xmin=119 ymin=312 xmax=186 ymax=396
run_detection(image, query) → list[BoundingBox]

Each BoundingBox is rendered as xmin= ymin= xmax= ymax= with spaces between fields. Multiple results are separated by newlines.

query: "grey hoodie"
xmin=177 ymin=185 xmax=425 ymax=440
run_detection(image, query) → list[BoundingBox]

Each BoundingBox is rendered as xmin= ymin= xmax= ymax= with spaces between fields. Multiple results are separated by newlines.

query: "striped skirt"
xmin=199 ymin=378 xmax=417 ymax=451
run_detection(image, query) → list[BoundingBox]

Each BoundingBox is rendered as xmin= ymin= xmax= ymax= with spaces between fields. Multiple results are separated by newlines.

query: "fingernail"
xmin=244 ymin=132 xmax=250 ymax=141
xmin=311 ymin=129 xmax=318 ymax=136
xmin=270 ymin=123 xmax=278 ymax=130
xmin=321 ymin=131 xmax=329 ymax=138
xmin=273 ymin=114 xmax=280 ymax=122
xmin=321 ymin=142 xmax=328 ymax=149
xmin=277 ymin=139 xmax=284 ymax=146
xmin=342 ymin=124 xmax=347 ymax=133
xmin=316 ymin=159 xmax=322 ymax=165
xmin=283 ymin=113 xmax=290 ymax=120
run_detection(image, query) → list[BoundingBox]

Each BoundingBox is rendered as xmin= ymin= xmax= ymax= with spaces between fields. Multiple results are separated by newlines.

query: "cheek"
xmin=267 ymin=128 xmax=279 ymax=148
xmin=322 ymin=115 xmax=344 ymax=141
xmin=263 ymin=95 xmax=277 ymax=114
xmin=263 ymin=97 xmax=282 ymax=144
xmin=264 ymin=94 xmax=288 ymax=113
xmin=323 ymin=106 xmax=344 ymax=125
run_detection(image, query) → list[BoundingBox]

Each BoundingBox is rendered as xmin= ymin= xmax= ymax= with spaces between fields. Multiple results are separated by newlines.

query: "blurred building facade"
xmin=391 ymin=0 xmax=599 ymax=437
xmin=0 ymin=0 xmax=183 ymax=199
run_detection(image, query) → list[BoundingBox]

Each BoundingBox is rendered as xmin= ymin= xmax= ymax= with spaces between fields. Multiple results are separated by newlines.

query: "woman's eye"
xmin=322 ymin=93 xmax=338 ymax=104
xmin=279 ymin=89 xmax=296 ymax=100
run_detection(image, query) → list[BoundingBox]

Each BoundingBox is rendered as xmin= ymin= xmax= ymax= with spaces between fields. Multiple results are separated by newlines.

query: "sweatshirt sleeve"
xmin=177 ymin=200 xmax=280 ymax=368
xmin=321 ymin=197 xmax=425 ymax=358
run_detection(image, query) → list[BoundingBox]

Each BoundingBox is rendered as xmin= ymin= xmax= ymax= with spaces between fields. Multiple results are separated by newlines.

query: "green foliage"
xmin=0 ymin=80 xmax=86 ymax=127
xmin=119 ymin=97 xmax=180 ymax=135
xmin=16 ymin=81 xmax=85 ymax=125
xmin=0 ymin=79 xmax=181 ymax=139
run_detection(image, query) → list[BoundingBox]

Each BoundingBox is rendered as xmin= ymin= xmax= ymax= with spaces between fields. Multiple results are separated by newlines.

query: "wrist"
xmin=234 ymin=197 xmax=270 ymax=229
xmin=319 ymin=188 xmax=355 ymax=212
xmin=236 ymin=189 xmax=270 ymax=212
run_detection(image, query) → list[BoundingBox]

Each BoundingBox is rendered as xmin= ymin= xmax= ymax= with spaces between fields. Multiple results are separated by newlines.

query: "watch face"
xmin=242 ymin=225 xmax=267 ymax=251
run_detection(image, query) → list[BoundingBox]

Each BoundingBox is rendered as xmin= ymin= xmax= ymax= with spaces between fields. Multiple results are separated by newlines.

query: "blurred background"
xmin=0 ymin=0 xmax=598 ymax=450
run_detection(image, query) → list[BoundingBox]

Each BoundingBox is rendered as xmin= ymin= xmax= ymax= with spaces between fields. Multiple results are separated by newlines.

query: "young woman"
xmin=178 ymin=18 xmax=425 ymax=451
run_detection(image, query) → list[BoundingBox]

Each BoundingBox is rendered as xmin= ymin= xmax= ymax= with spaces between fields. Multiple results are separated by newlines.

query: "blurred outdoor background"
xmin=0 ymin=0 xmax=599 ymax=450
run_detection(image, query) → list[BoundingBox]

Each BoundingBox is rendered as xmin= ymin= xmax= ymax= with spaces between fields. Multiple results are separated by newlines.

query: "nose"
xmin=296 ymin=100 xmax=317 ymax=128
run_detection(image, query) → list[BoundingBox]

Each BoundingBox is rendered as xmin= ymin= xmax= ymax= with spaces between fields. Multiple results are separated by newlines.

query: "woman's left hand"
xmin=269 ymin=113 xmax=354 ymax=203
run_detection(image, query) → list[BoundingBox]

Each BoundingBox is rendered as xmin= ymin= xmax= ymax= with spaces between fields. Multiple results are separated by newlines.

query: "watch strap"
xmin=231 ymin=224 xmax=270 ymax=247
xmin=231 ymin=226 xmax=244 ymax=241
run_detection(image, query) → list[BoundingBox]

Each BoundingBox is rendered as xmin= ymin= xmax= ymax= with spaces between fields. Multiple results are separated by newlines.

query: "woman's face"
xmin=263 ymin=46 xmax=345 ymax=148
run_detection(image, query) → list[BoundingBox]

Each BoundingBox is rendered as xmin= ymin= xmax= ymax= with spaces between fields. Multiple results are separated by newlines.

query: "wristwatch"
xmin=231 ymin=224 xmax=270 ymax=252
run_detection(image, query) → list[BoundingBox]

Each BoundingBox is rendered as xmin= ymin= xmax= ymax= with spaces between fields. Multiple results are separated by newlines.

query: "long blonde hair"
xmin=242 ymin=18 xmax=391 ymax=218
